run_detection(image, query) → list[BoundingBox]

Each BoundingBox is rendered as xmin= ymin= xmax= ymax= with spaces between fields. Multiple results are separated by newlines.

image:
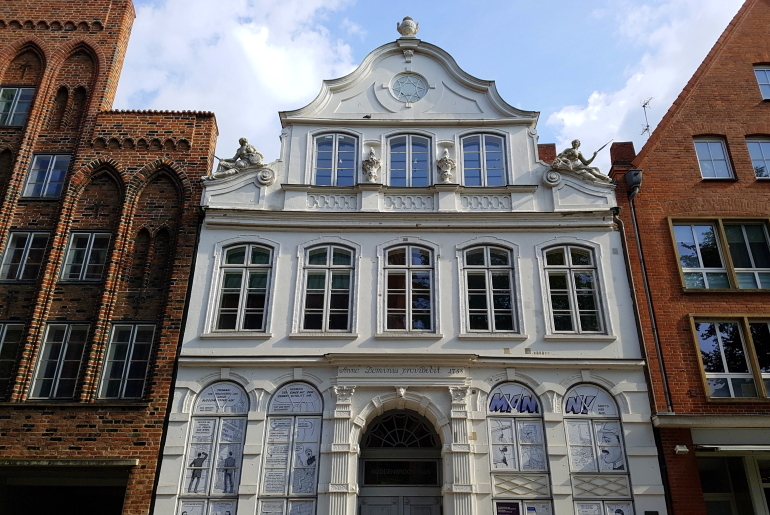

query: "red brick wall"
xmin=658 ymin=429 xmax=707 ymax=515
xmin=0 ymin=3 xmax=218 ymax=515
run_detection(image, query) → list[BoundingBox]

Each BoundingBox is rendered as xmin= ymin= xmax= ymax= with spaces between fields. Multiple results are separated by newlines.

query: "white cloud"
xmin=341 ymin=17 xmax=366 ymax=39
xmin=547 ymin=0 xmax=744 ymax=172
xmin=113 ymin=0 xmax=357 ymax=167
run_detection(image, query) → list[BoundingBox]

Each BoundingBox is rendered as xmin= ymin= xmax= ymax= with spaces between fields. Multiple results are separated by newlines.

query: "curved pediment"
xmin=279 ymin=38 xmax=538 ymax=126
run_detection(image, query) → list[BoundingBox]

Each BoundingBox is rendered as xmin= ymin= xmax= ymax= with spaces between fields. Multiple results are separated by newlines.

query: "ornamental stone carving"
xmin=334 ymin=385 xmax=355 ymax=403
xmin=307 ymin=194 xmax=357 ymax=211
xmin=437 ymin=148 xmax=456 ymax=184
xmin=460 ymin=194 xmax=511 ymax=211
xmin=449 ymin=386 xmax=468 ymax=403
xmin=383 ymin=195 xmax=434 ymax=211
xmin=362 ymin=148 xmax=382 ymax=183
xmin=396 ymin=16 xmax=419 ymax=37
xmin=396 ymin=387 xmax=407 ymax=398
xmin=207 ymin=137 xmax=267 ymax=180
xmin=547 ymin=139 xmax=611 ymax=185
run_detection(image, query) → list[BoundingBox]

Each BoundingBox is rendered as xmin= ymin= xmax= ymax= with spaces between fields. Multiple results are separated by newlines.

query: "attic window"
xmin=390 ymin=73 xmax=427 ymax=103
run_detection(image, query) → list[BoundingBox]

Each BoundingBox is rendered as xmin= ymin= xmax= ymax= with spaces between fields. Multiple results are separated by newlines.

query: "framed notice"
xmin=495 ymin=501 xmax=521 ymax=515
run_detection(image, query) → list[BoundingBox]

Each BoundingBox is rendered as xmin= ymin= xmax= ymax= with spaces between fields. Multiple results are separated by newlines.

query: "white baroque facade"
xmin=155 ymin=23 xmax=667 ymax=515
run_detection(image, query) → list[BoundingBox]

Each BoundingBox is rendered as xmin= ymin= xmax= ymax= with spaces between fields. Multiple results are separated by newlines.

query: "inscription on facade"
xmin=337 ymin=366 xmax=466 ymax=377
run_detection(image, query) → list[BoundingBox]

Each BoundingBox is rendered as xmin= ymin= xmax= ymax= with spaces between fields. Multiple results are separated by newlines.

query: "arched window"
xmin=300 ymin=245 xmax=354 ymax=332
xmin=486 ymin=382 xmax=551 ymax=514
xmin=259 ymin=382 xmax=323 ymax=515
xmin=179 ymin=382 xmax=248 ymax=515
xmin=384 ymin=245 xmax=434 ymax=332
xmin=462 ymin=245 xmax=517 ymax=333
xmin=543 ymin=245 xmax=603 ymax=333
xmin=215 ymin=244 xmax=273 ymax=332
xmin=388 ymin=134 xmax=430 ymax=187
xmin=462 ymin=134 xmax=506 ymax=186
xmin=563 ymin=384 xmax=633 ymax=515
xmin=313 ymin=133 xmax=357 ymax=186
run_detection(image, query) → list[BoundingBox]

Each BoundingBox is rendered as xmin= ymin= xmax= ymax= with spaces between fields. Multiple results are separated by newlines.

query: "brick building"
xmin=610 ymin=0 xmax=770 ymax=513
xmin=0 ymin=2 xmax=216 ymax=514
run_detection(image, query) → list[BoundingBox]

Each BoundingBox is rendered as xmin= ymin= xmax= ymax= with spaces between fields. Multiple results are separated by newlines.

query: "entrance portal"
xmin=358 ymin=410 xmax=442 ymax=515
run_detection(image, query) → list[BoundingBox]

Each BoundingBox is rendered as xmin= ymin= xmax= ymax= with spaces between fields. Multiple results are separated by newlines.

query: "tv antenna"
xmin=640 ymin=98 xmax=652 ymax=137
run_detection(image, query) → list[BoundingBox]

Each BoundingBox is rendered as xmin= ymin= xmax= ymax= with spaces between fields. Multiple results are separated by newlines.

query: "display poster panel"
xmin=196 ymin=384 xmax=248 ymax=414
xmin=495 ymin=501 xmax=521 ymax=515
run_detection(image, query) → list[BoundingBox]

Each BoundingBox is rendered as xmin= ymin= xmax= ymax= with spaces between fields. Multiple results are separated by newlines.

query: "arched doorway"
xmin=358 ymin=409 xmax=442 ymax=515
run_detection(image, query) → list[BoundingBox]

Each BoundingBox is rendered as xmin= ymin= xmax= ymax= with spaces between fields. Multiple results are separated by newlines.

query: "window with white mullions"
xmin=61 ymin=232 xmax=111 ymax=281
xmin=747 ymin=139 xmax=770 ymax=178
xmin=544 ymin=246 xmax=602 ymax=333
xmin=0 ymin=87 xmax=34 ymax=126
xmin=22 ymin=154 xmax=70 ymax=198
xmin=31 ymin=324 xmax=89 ymax=399
xmin=385 ymin=245 xmax=433 ymax=331
xmin=723 ymin=224 xmax=770 ymax=289
xmin=99 ymin=324 xmax=155 ymax=399
xmin=462 ymin=134 xmax=506 ymax=186
xmin=464 ymin=246 xmax=516 ymax=332
xmin=0 ymin=232 xmax=48 ymax=280
xmin=0 ymin=323 xmax=24 ymax=398
xmin=314 ymin=133 xmax=357 ymax=186
xmin=301 ymin=245 xmax=353 ymax=332
xmin=695 ymin=321 xmax=757 ymax=398
xmin=673 ymin=224 xmax=729 ymax=289
xmin=748 ymin=322 xmax=770 ymax=396
xmin=215 ymin=244 xmax=272 ymax=331
xmin=389 ymin=134 xmax=430 ymax=187
xmin=754 ymin=67 xmax=770 ymax=99
xmin=694 ymin=139 xmax=733 ymax=178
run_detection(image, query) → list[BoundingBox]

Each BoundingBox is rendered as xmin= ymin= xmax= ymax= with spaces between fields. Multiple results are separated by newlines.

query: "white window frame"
xmin=290 ymin=236 xmax=360 ymax=338
xmin=387 ymin=133 xmax=432 ymax=187
xmin=98 ymin=324 xmax=155 ymax=399
xmin=543 ymin=245 xmax=603 ymax=334
xmin=212 ymin=243 xmax=274 ymax=333
xmin=22 ymin=154 xmax=71 ymax=198
xmin=0 ymin=231 xmax=48 ymax=280
xmin=747 ymin=138 xmax=770 ymax=178
xmin=754 ymin=67 xmax=770 ymax=100
xmin=0 ymin=86 xmax=34 ymax=126
xmin=724 ymin=223 xmax=770 ymax=289
xmin=536 ymin=238 xmax=614 ymax=340
xmin=460 ymin=133 xmax=508 ymax=187
xmin=672 ymin=223 xmax=730 ymax=289
xmin=30 ymin=323 xmax=89 ymax=399
xmin=0 ymin=323 xmax=24 ymax=398
xmin=60 ymin=232 xmax=111 ymax=281
xmin=456 ymin=238 xmax=525 ymax=338
xmin=694 ymin=138 xmax=734 ymax=179
xmin=298 ymin=244 xmax=355 ymax=333
xmin=312 ymin=133 xmax=358 ymax=186
xmin=382 ymin=244 xmax=435 ymax=334
xmin=204 ymin=237 xmax=280 ymax=338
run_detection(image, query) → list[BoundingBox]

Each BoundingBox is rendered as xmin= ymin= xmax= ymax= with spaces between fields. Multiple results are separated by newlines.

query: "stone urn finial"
xmin=397 ymin=16 xmax=419 ymax=37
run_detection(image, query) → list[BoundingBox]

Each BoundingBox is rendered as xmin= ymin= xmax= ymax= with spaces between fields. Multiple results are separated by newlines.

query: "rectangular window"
xmin=693 ymin=316 xmax=770 ymax=398
xmin=673 ymin=221 xmax=770 ymax=289
xmin=463 ymin=246 xmax=517 ymax=333
xmin=543 ymin=246 xmax=603 ymax=333
xmin=99 ymin=324 xmax=154 ymax=399
xmin=0 ymin=87 xmax=34 ymax=126
xmin=301 ymin=245 xmax=353 ymax=332
xmin=385 ymin=246 xmax=434 ymax=332
xmin=389 ymin=134 xmax=430 ymax=187
xmin=747 ymin=139 xmax=770 ymax=178
xmin=31 ymin=324 xmax=88 ymax=399
xmin=314 ymin=134 xmax=357 ymax=186
xmin=0 ymin=232 xmax=48 ymax=280
xmin=215 ymin=244 xmax=273 ymax=331
xmin=0 ymin=323 xmax=24 ymax=398
xmin=60 ymin=232 xmax=111 ymax=281
xmin=755 ymin=67 xmax=770 ymax=99
xmin=22 ymin=154 xmax=70 ymax=198
xmin=694 ymin=139 xmax=733 ymax=178
xmin=462 ymin=134 xmax=506 ymax=186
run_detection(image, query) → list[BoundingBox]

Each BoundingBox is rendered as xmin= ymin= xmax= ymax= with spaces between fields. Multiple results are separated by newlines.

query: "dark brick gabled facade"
xmin=0 ymin=2 xmax=217 ymax=514
xmin=610 ymin=0 xmax=770 ymax=513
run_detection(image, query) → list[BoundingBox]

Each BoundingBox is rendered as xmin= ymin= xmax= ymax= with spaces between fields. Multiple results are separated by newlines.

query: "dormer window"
xmin=388 ymin=134 xmax=430 ymax=187
xmin=462 ymin=134 xmax=506 ymax=186
xmin=314 ymin=133 xmax=357 ymax=186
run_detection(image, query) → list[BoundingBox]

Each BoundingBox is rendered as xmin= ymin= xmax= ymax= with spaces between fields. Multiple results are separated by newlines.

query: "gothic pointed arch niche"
xmin=358 ymin=409 xmax=442 ymax=515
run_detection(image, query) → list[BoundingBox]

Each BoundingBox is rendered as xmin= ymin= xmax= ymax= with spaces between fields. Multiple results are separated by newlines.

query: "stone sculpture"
xmin=549 ymin=139 xmax=611 ymax=183
xmin=207 ymin=137 xmax=275 ymax=185
xmin=362 ymin=148 xmax=382 ymax=183
xmin=437 ymin=148 xmax=456 ymax=183
xmin=397 ymin=16 xmax=419 ymax=37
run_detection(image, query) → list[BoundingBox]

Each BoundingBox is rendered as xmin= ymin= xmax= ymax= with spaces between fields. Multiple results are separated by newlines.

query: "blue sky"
xmin=117 ymin=0 xmax=744 ymax=172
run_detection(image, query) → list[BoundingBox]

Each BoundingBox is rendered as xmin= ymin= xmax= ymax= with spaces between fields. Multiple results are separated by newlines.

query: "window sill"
xmin=682 ymin=288 xmax=770 ymax=293
xmin=0 ymin=279 xmax=38 ymax=284
xmin=543 ymin=334 xmax=617 ymax=342
xmin=700 ymin=177 xmax=738 ymax=182
xmin=200 ymin=332 xmax=273 ymax=340
xmin=706 ymin=396 xmax=770 ymax=403
xmin=375 ymin=332 xmax=443 ymax=339
xmin=289 ymin=332 xmax=359 ymax=340
xmin=755 ymin=177 xmax=770 ymax=180
xmin=17 ymin=197 xmax=62 ymax=201
xmin=458 ymin=333 xmax=528 ymax=340
xmin=3 ymin=401 xmax=150 ymax=408
xmin=57 ymin=280 xmax=104 ymax=284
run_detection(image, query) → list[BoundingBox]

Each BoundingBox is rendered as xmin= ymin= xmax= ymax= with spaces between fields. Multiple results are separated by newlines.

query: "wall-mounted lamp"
xmin=674 ymin=445 xmax=689 ymax=455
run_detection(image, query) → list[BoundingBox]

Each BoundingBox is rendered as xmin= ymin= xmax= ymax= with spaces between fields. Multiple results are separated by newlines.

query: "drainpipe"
xmin=624 ymin=169 xmax=673 ymax=413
